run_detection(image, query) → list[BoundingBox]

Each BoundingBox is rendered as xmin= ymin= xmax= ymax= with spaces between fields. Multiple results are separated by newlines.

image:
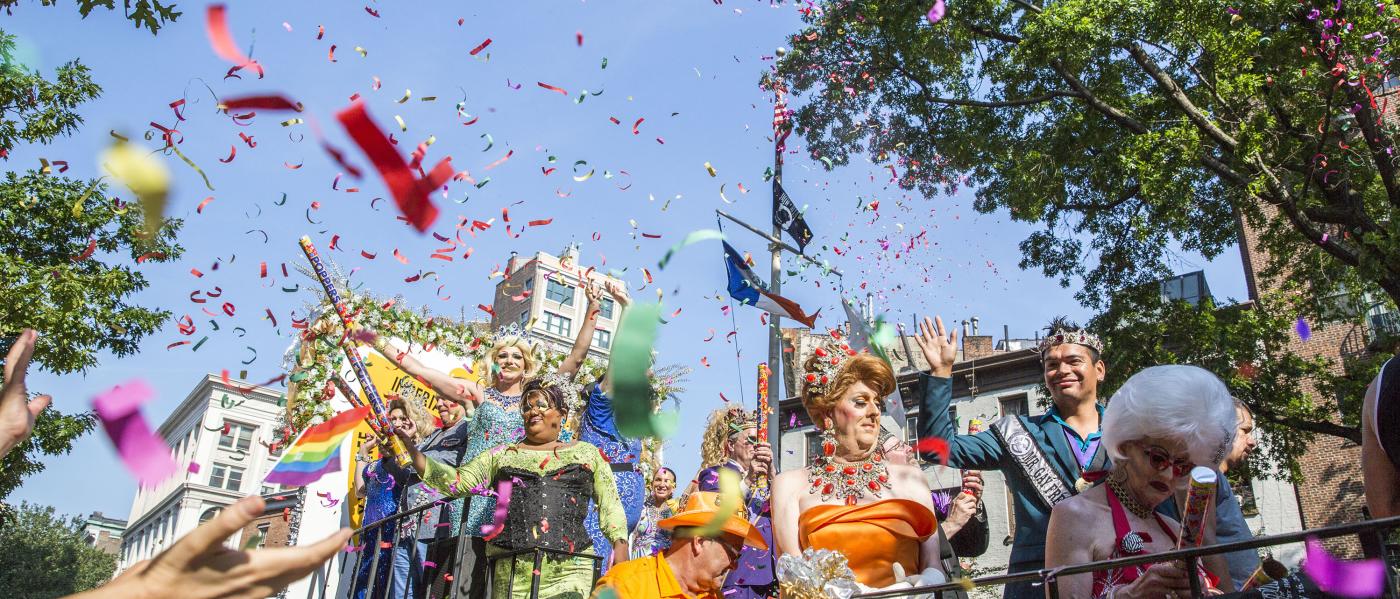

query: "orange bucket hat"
xmin=657 ymin=491 xmax=768 ymax=550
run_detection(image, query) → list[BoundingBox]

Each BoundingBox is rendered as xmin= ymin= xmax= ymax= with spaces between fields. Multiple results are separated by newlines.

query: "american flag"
xmin=773 ymin=92 xmax=791 ymax=148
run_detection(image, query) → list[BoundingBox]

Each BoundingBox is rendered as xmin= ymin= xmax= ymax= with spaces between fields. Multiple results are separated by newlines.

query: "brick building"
xmin=1235 ymin=206 xmax=1398 ymax=555
xmin=80 ymin=511 xmax=127 ymax=556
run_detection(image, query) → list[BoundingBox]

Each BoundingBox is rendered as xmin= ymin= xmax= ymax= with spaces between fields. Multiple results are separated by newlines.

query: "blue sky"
xmin=5 ymin=1 xmax=1247 ymax=520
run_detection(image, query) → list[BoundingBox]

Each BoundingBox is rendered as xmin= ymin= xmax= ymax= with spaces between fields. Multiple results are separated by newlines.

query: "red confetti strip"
xmin=914 ymin=437 xmax=950 ymax=466
xmin=361 ymin=250 xmax=377 ymax=259
xmin=219 ymin=145 xmax=236 ymax=163
xmin=477 ymin=304 xmax=494 ymax=316
xmin=335 ymin=102 xmax=449 ymax=232
xmin=205 ymin=5 xmax=262 ymax=77
xmin=469 ymin=38 xmax=492 ymax=55
xmin=527 ymin=218 xmax=553 ymax=227
xmin=483 ymin=149 xmax=513 ymax=170
xmin=393 ymin=249 xmax=409 ymax=264
xmin=632 ymin=118 xmax=644 ymax=134
xmin=136 ymin=252 xmax=165 ymax=264
xmin=220 ymin=95 xmax=304 ymax=112
xmin=196 ymin=196 xmax=215 ymax=213
xmin=70 ymin=238 xmax=96 ymax=262
xmin=536 ymin=82 xmax=568 ymax=95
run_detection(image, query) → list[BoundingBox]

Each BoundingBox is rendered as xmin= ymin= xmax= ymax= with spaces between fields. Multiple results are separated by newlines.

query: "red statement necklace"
xmin=808 ymin=437 xmax=893 ymax=505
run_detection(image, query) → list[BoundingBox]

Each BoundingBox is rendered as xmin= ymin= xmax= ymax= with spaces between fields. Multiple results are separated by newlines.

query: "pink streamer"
xmin=1304 ymin=537 xmax=1384 ymax=597
xmin=479 ymin=479 xmax=515 ymax=541
xmin=92 ymin=379 xmax=179 ymax=486
xmin=926 ymin=0 xmax=946 ymax=24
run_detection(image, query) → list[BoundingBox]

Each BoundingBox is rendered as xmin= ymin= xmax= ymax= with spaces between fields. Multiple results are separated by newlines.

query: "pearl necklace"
xmin=807 ymin=439 xmax=892 ymax=506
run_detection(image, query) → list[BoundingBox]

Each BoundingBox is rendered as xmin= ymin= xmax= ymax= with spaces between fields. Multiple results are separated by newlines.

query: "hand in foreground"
xmin=913 ymin=316 xmax=957 ymax=378
xmin=1 ymin=329 xmax=50 ymax=458
xmin=888 ymin=562 xmax=949 ymax=599
xmin=1123 ymin=561 xmax=1195 ymax=598
xmin=584 ymin=281 xmax=604 ymax=306
xmin=80 ymin=495 xmax=351 ymax=599
xmin=603 ymin=281 xmax=630 ymax=308
xmin=961 ymin=470 xmax=984 ymax=499
xmin=750 ymin=441 xmax=774 ymax=478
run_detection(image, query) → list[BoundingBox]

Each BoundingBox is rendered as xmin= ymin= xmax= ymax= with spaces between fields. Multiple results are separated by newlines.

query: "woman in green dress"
xmin=394 ymin=376 xmax=628 ymax=599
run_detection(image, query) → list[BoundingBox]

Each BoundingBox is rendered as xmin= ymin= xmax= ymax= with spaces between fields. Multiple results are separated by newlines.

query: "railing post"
xmin=1186 ymin=555 xmax=1202 ymax=598
xmin=529 ymin=549 xmax=544 ymax=599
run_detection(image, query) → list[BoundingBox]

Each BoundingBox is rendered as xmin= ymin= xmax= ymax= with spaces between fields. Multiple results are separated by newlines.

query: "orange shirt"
xmin=591 ymin=553 xmax=720 ymax=599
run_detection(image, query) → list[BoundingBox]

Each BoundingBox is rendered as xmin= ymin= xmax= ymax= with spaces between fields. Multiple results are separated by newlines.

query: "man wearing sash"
xmin=914 ymin=316 xmax=1108 ymax=599
xmin=687 ymin=407 xmax=777 ymax=599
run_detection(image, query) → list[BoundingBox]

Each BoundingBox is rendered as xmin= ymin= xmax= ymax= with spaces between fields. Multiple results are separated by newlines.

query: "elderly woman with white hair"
xmin=1045 ymin=365 xmax=1236 ymax=598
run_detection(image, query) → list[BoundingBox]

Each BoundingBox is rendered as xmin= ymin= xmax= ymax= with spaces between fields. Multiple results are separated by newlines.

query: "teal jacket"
xmin=916 ymin=373 xmax=1108 ymax=570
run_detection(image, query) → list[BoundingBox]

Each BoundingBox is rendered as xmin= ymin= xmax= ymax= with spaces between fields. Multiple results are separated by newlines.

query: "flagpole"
xmin=768 ymin=71 xmax=786 ymax=469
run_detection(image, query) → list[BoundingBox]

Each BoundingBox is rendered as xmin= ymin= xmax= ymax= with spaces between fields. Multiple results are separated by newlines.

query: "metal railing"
xmin=307 ymin=497 xmax=604 ymax=599
xmin=854 ymin=515 xmax=1400 ymax=599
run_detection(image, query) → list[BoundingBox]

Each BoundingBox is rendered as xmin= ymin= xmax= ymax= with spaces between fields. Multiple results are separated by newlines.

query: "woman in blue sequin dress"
xmin=350 ymin=401 xmax=421 ymax=599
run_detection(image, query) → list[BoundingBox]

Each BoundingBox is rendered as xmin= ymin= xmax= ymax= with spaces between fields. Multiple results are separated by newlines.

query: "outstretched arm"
xmin=559 ymin=281 xmax=606 ymax=379
xmin=372 ymin=335 xmax=483 ymax=407
xmin=912 ymin=316 xmax=1004 ymax=469
xmin=0 ymin=329 xmax=51 ymax=459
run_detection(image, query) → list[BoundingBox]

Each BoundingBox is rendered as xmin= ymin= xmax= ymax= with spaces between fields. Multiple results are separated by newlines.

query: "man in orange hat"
xmin=592 ymin=491 xmax=768 ymax=599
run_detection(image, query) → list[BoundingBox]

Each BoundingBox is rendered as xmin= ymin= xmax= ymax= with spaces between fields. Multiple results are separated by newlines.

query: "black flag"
xmin=774 ymin=182 xmax=814 ymax=252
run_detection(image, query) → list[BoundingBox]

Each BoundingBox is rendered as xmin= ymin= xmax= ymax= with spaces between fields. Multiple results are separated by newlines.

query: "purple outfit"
xmin=696 ymin=462 xmax=776 ymax=598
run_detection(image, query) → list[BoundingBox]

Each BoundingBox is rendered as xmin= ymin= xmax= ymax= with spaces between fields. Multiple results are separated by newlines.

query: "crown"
xmin=490 ymin=322 xmax=533 ymax=348
xmin=1037 ymin=327 xmax=1103 ymax=356
xmin=802 ymin=331 xmax=859 ymax=396
xmin=721 ymin=406 xmax=759 ymax=436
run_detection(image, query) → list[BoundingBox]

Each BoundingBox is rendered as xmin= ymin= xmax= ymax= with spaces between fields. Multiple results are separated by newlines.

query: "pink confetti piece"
xmin=93 ymin=380 xmax=179 ymax=486
xmin=1296 ymin=317 xmax=1312 ymax=341
xmin=1304 ymin=537 xmax=1385 ymax=597
xmin=926 ymin=0 xmax=946 ymax=24
xmin=479 ymin=479 xmax=514 ymax=541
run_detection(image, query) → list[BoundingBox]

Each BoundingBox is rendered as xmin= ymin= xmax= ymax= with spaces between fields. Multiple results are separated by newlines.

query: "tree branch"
xmin=1125 ymin=43 xmax=1239 ymax=152
xmin=1050 ymin=60 xmax=1149 ymax=134
xmin=922 ymin=90 xmax=1082 ymax=108
xmin=1061 ymin=183 xmax=1141 ymax=211
xmin=1251 ymin=402 xmax=1361 ymax=444
xmin=965 ymin=23 xmax=1022 ymax=45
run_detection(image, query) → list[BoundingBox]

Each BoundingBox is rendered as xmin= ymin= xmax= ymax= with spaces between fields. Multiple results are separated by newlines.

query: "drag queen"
xmin=396 ymin=377 xmax=628 ymax=599
xmin=771 ymin=336 xmax=947 ymax=591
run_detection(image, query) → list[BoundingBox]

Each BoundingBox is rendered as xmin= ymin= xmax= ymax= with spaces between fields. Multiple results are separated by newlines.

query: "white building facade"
xmin=117 ymin=374 xmax=286 ymax=572
xmin=490 ymin=244 xmax=627 ymax=362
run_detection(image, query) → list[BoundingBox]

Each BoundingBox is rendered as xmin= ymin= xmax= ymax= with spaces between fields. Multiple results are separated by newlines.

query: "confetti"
xmin=335 ymin=102 xmax=451 ymax=232
xmin=926 ymin=0 xmax=946 ymax=24
xmin=1295 ymin=317 xmax=1312 ymax=341
xmin=100 ymin=141 xmax=169 ymax=238
xmin=610 ymin=303 xmax=679 ymax=439
xmin=1304 ymin=537 xmax=1385 ymax=597
xmin=92 ymin=379 xmax=179 ymax=486
xmin=480 ymin=479 xmax=514 ymax=541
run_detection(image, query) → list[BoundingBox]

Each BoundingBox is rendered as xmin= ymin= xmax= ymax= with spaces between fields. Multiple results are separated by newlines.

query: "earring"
xmin=818 ymin=426 xmax=837 ymax=459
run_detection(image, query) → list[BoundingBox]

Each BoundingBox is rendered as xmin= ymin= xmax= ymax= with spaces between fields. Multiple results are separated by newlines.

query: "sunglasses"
xmin=523 ymin=402 xmax=555 ymax=414
xmin=1141 ymin=445 xmax=1194 ymax=476
xmin=712 ymin=536 xmax=744 ymax=561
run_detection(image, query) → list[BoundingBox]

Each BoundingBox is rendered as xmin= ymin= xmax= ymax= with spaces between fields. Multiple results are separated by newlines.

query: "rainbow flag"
xmin=264 ymin=406 xmax=371 ymax=487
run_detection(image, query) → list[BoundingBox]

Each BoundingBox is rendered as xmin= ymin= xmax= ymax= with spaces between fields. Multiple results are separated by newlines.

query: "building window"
xmin=255 ymin=523 xmax=270 ymax=549
xmin=999 ymin=394 xmax=1028 ymax=417
xmin=523 ymin=276 xmax=535 ymax=292
xmin=545 ymin=278 xmax=574 ymax=306
xmin=592 ymin=329 xmax=612 ymax=350
xmin=261 ymin=485 xmax=276 ymax=496
xmin=543 ymin=312 xmax=572 ymax=337
xmin=218 ymin=422 xmax=255 ymax=453
xmin=199 ymin=507 xmax=222 ymax=524
xmin=209 ymin=464 xmax=244 ymax=492
xmin=598 ymin=297 xmax=615 ymax=320
xmin=904 ymin=414 xmax=920 ymax=445
xmin=516 ymin=310 xmax=530 ymax=330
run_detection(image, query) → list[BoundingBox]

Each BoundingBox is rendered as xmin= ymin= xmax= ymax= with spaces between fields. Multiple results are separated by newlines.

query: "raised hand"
xmin=83 ymin=496 xmax=351 ymax=599
xmin=913 ymin=316 xmax=957 ymax=378
xmin=603 ymin=281 xmax=630 ymax=308
xmin=584 ymin=281 xmax=604 ymax=306
xmin=1 ymin=329 xmax=50 ymax=458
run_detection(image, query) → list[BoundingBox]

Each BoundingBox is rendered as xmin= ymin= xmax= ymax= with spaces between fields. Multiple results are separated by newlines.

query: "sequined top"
xmin=361 ymin=459 xmax=413 ymax=539
xmin=458 ymin=399 xmax=524 ymax=535
xmin=422 ymin=441 xmax=629 ymax=552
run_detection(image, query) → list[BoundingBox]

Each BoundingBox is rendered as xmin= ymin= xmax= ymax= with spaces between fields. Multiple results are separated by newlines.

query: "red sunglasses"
xmin=1141 ymin=445 xmax=1194 ymax=476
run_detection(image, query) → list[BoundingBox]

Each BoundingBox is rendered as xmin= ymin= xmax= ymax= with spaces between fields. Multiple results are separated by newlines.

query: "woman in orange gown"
xmin=771 ymin=337 xmax=947 ymax=592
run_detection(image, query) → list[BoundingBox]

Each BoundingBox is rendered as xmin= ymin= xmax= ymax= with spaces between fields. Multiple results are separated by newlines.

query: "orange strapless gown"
xmin=797 ymin=498 xmax=937 ymax=588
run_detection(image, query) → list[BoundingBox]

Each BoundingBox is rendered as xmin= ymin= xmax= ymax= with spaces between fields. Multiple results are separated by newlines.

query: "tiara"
xmin=802 ymin=332 xmax=859 ymax=396
xmin=490 ymin=322 xmax=533 ymax=348
xmin=1038 ymin=327 xmax=1103 ymax=356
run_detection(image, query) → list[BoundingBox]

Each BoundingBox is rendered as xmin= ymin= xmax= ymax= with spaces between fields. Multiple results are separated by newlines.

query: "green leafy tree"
xmin=0 ymin=0 xmax=181 ymax=34
xmin=0 ymin=502 xmax=119 ymax=598
xmin=0 ymin=29 xmax=181 ymax=499
xmin=776 ymin=0 xmax=1400 ymax=473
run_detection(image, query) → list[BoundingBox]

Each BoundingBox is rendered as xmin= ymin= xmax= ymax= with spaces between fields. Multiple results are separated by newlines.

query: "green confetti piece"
xmin=609 ymin=303 xmax=677 ymax=439
xmin=601 ymin=57 xmax=608 ymax=70
xmin=192 ymin=336 xmax=209 ymax=351
xmin=657 ymin=229 xmax=725 ymax=269
xmin=242 ymin=533 xmax=264 ymax=550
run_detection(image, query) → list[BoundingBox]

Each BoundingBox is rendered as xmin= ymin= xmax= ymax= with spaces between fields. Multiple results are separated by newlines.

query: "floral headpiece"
xmin=534 ymin=371 xmax=585 ymax=414
xmin=1038 ymin=327 xmax=1103 ymax=357
xmin=723 ymin=406 xmax=759 ymax=436
xmin=802 ymin=332 xmax=859 ymax=396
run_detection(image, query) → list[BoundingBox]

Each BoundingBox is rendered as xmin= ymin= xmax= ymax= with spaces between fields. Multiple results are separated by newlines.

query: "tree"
xmin=0 ymin=0 xmax=181 ymax=35
xmin=775 ymin=0 xmax=1400 ymax=473
xmin=0 ymin=502 xmax=119 ymax=597
xmin=0 ymin=29 xmax=181 ymax=499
